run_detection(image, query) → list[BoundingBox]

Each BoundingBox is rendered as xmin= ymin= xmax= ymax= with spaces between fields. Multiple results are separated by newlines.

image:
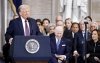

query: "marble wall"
xmin=22 ymin=0 xmax=54 ymax=22
xmin=91 ymin=0 xmax=100 ymax=21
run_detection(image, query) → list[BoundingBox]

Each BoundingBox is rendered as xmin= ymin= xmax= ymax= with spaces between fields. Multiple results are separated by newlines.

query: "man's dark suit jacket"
xmin=3 ymin=17 xmax=42 ymax=63
xmin=74 ymin=31 xmax=91 ymax=55
xmin=73 ymin=31 xmax=91 ymax=63
xmin=49 ymin=36 xmax=71 ymax=63
xmin=5 ymin=17 xmax=42 ymax=43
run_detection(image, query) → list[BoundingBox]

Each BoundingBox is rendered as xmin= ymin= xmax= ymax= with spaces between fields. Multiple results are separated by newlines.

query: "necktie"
xmin=83 ymin=33 xmax=85 ymax=40
xmin=56 ymin=39 xmax=60 ymax=50
xmin=83 ymin=32 xmax=88 ymax=41
xmin=25 ymin=20 xmax=30 ymax=36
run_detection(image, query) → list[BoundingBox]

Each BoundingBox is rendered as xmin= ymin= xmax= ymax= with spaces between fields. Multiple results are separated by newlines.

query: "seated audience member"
xmin=64 ymin=22 xmax=80 ymax=63
xmin=47 ymin=24 xmax=55 ymax=36
xmin=36 ymin=19 xmax=45 ymax=34
xmin=84 ymin=16 xmax=92 ymax=22
xmin=56 ymin=20 xmax=64 ymax=27
xmin=90 ymin=22 xmax=98 ymax=33
xmin=63 ymin=18 xmax=72 ymax=40
xmin=55 ymin=15 xmax=63 ymax=23
xmin=36 ymin=19 xmax=42 ymax=27
xmin=42 ymin=18 xmax=50 ymax=36
xmin=73 ymin=21 xmax=91 ymax=63
xmin=50 ymin=20 xmax=64 ymax=37
xmin=64 ymin=18 xmax=72 ymax=30
xmin=49 ymin=15 xmax=63 ymax=37
xmin=86 ymin=29 xmax=100 ymax=63
xmin=49 ymin=26 xmax=71 ymax=63
xmin=84 ymin=16 xmax=92 ymax=31
xmin=63 ymin=22 xmax=80 ymax=40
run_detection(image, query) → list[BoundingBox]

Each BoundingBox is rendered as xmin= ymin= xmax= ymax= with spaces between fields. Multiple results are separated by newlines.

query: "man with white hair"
xmin=90 ymin=22 xmax=98 ymax=32
xmin=56 ymin=15 xmax=63 ymax=23
xmin=3 ymin=4 xmax=41 ymax=63
xmin=49 ymin=26 xmax=71 ymax=63
xmin=56 ymin=20 xmax=64 ymax=27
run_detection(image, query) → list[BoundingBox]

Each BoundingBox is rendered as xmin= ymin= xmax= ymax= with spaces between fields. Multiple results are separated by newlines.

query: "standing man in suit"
xmin=3 ymin=4 xmax=42 ymax=63
xmin=49 ymin=26 xmax=71 ymax=63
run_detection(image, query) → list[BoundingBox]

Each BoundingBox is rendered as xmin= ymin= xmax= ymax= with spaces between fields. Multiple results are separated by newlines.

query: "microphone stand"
xmin=74 ymin=33 xmax=78 ymax=63
xmin=84 ymin=22 xmax=88 ymax=63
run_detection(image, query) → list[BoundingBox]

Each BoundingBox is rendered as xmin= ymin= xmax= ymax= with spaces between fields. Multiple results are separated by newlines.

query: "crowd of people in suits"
xmin=3 ymin=4 xmax=100 ymax=63
xmin=36 ymin=15 xmax=100 ymax=63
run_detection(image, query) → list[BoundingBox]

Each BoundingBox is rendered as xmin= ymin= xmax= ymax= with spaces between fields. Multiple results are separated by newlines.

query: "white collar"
xmin=55 ymin=37 xmax=61 ymax=42
xmin=82 ymin=31 xmax=85 ymax=34
xmin=21 ymin=16 xmax=26 ymax=22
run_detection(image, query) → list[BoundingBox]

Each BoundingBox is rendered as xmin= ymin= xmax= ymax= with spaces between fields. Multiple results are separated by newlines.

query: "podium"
xmin=10 ymin=36 xmax=51 ymax=63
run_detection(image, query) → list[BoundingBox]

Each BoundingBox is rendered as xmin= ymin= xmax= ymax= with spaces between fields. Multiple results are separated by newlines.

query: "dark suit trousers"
xmin=3 ymin=43 xmax=15 ymax=63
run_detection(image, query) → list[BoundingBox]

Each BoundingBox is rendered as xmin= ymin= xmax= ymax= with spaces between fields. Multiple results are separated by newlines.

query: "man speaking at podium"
xmin=3 ymin=4 xmax=42 ymax=63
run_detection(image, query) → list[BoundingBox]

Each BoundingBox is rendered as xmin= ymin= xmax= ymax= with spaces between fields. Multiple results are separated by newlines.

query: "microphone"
xmin=84 ymin=22 xmax=88 ymax=24
xmin=84 ymin=19 xmax=88 ymax=24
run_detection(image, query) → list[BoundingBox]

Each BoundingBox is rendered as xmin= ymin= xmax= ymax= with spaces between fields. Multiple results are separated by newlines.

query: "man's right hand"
xmin=9 ymin=38 xmax=13 ymax=44
xmin=55 ymin=54 xmax=66 ymax=60
xmin=94 ymin=56 xmax=100 ymax=62
xmin=73 ymin=50 xmax=79 ymax=57
xmin=86 ymin=54 xmax=90 ymax=58
xmin=58 ymin=59 xmax=62 ymax=63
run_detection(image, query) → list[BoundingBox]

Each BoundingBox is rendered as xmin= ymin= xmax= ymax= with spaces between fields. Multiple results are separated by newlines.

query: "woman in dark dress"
xmin=86 ymin=29 xmax=100 ymax=63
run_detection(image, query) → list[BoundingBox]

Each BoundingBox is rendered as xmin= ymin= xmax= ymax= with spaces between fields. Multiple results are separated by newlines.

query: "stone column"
xmin=0 ymin=0 xmax=8 ymax=53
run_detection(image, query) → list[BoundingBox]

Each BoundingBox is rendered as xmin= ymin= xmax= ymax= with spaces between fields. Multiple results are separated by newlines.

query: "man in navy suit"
xmin=73 ymin=21 xmax=91 ymax=63
xmin=49 ymin=26 xmax=71 ymax=63
xmin=3 ymin=4 xmax=41 ymax=63
xmin=63 ymin=22 xmax=80 ymax=63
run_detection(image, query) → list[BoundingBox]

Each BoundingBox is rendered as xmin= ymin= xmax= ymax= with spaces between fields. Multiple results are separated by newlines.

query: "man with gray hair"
xmin=49 ymin=26 xmax=71 ymax=63
xmin=90 ymin=22 xmax=98 ymax=32
xmin=3 ymin=4 xmax=41 ymax=63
